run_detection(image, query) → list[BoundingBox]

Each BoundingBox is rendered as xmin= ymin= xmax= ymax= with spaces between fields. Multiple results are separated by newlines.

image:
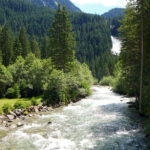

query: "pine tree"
xmin=30 ymin=36 xmax=41 ymax=58
xmin=41 ymin=35 xmax=49 ymax=59
xmin=49 ymin=4 xmax=76 ymax=72
xmin=13 ymin=37 xmax=22 ymax=62
xmin=0 ymin=25 xmax=13 ymax=66
xmin=19 ymin=25 xmax=30 ymax=58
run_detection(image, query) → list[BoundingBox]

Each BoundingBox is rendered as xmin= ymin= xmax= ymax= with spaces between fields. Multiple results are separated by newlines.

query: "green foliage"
xmin=13 ymin=37 xmax=22 ymax=62
xmin=0 ymin=65 xmax=13 ymax=97
xmin=0 ymin=25 xmax=13 ymax=66
xmin=14 ymin=101 xmax=31 ymax=109
xmin=0 ymin=108 xmax=3 ymax=115
xmin=31 ymin=98 xmax=40 ymax=106
xmin=43 ymin=61 xmax=93 ymax=106
xmin=100 ymin=76 xmax=113 ymax=86
xmin=49 ymin=5 xmax=76 ymax=72
xmin=30 ymin=36 xmax=41 ymax=58
xmin=5 ymin=84 xmax=20 ymax=98
xmin=0 ymin=0 xmax=115 ymax=79
xmin=19 ymin=25 xmax=31 ymax=58
xmin=43 ymin=70 xmax=68 ymax=106
xmin=23 ymin=110 xmax=28 ymax=115
xmin=2 ymin=103 xmax=13 ymax=114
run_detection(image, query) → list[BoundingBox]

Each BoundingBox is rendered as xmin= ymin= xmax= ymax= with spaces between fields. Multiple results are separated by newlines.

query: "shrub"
xmin=0 ymin=65 xmax=13 ymax=97
xmin=0 ymin=108 xmax=3 ymax=115
xmin=23 ymin=110 xmax=29 ymax=115
xmin=43 ymin=70 xmax=68 ymax=106
xmin=2 ymin=103 xmax=13 ymax=114
xmin=31 ymin=98 xmax=40 ymax=106
xmin=14 ymin=101 xmax=31 ymax=109
xmin=5 ymin=84 xmax=20 ymax=98
xmin=100 ymin=76 xmax=113 ymax=86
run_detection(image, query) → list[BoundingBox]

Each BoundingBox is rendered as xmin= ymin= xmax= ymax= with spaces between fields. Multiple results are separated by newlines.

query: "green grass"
xmin=0 ymin=97 xmax=42 ymax=111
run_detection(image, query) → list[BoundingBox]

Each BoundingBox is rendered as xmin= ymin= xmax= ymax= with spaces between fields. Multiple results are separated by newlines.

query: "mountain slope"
xmin=102 ymin=8 xmax=125 ymax=37
xmin=0 ymin=0 xmax=116 ymax=80
xmin=28 ymin=0 xmax=81 ymax=12
xmin=102 ymin=8 xmax=124 ymax=19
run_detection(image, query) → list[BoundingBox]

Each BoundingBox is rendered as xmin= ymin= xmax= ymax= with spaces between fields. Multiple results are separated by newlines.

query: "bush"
xmin=100 ymin=76 xmax=113 ymax=86
xmin=5 ymin=84 xmax=20 ymax=98
xmin=14 ymin=101 xmax=31 ymax=109
xmin=0 ymin=108 xmax=3 ymax=115
xmin=43 ymin=70 xmax=68 ymax=106
xmin=2 ymin=103 xmax=13 ymax=114
xmin=31 ymin=98 xmax=40 ymax=106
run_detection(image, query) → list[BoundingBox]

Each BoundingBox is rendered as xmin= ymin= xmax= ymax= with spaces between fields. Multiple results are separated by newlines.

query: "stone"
xmin=33 ymin=106 xmax=39 ymax=113
xmin=5 ymin=123 xmax=11 ymax=128
xmin=0 ymin=119 xmax=3 ymax=124
xmin=47 ymin=121 xmax=52 ymax=125
xmin=8 ymin=120 xmax=13 ymax=123
xmin=17 ymin=122 xmax=24 ymax=127
xmin=6 ymin=115 xmax=15 ymax=120
xmin=28 ymin=114 xmax=32 ymax=117
xmin=3 ymin=121 xmax=7 ymax=124
xmin=20 ymin=116 xmax=25 ymax=120
xmin=10 ymin=111 xmax=17 ymax=117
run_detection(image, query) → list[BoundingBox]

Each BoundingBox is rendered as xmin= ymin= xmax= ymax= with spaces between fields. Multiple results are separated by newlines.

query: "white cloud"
xmin=70 ymin=0 xmax=128 ymax=7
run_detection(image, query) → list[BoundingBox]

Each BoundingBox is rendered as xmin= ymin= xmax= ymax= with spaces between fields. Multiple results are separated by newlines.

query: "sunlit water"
xmin=111 ymin=36 xmax=122 ymax=55
xmin=0 ymin=86 xmax=146 ymax=150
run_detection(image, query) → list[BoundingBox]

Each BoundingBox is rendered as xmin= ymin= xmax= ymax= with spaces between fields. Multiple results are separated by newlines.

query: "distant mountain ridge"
xmin=102 ymin=8 xmax=125 ymax=19
xmin=28 ymin=0 xmax=81 ymax=12
xmin=102 ymin=8 xmax=125 ymax=37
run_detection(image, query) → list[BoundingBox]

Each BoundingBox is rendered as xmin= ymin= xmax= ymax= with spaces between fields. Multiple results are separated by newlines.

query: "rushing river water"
xmin=0 ymin=86 xmax=147 ymax=150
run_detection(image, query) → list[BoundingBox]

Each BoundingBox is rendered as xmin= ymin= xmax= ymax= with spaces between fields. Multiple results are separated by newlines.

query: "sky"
xmin=70 ymin=0 xmax=127 ymax=15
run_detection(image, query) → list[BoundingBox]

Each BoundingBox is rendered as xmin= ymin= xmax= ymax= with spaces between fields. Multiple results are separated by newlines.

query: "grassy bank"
xmin=0 ymin=97 xmax=42 ymax=114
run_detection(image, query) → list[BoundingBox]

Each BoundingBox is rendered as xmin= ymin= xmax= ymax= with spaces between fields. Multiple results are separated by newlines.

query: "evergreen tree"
xmin=41 ymin=35 xmax=49 ymax=59
xmin=30 ymin=36 xmax=41 ymax=58
xmin=49 ymin=4 xmax=76 ymax=72
xmin=0 ymin=25 xmax=13 ymax=66
xmin=19 ymin=25 xmax=30 ymax=58
xmin=13 ymin=37 xmax=22 ymax=62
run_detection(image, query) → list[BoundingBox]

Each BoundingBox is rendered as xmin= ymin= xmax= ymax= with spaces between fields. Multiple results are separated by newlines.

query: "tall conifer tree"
xmin=30 ymin=36 xmax=41 ymax=58
xmin=49 ymin=4 xmax=76 ymax=72
xmin=0 ymin=25 xmax=13 ymax=66
xmin=41 ymin=35 xmax=49 ymax=59
xmin=19 ymin=25 xmax=30 ymax=58
xmin=13 ymin=37 xmax=22 ymax=62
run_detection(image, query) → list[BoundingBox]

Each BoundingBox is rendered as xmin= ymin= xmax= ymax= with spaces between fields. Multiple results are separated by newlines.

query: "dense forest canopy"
xmin=0 ymin=0 xmax=117 ymax=80
xmin=102 ymin=8 xmax=125 ymax=37
xmin=28 ymin=0 xmax=81 ymax=12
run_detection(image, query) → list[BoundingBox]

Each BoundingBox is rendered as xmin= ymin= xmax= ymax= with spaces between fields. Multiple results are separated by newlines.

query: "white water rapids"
xmin=0 ymin=86 xmax=146 ymax=150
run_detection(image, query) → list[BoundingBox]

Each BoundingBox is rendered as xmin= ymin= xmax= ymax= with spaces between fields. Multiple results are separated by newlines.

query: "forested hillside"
xmin=102 ymin=8 xmax=125 ymax=37
xmin=0 ymin=0 xmax=117 ymax=80
xmin=28 ymin=0 xmax=81 ymax=12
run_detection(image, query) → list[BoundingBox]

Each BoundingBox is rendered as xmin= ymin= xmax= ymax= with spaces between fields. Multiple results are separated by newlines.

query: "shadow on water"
xmin=88 ymin=102 xmax=147 ymax=150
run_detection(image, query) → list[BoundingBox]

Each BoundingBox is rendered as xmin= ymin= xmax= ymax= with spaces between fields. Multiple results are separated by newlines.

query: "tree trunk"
xmin=139 ymin=7 xmax=144 ymax=114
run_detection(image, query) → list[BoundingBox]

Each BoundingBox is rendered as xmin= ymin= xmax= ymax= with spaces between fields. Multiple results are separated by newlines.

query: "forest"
xmin=0 ymin=4 xmax=94 ymax=114
xmin=0 ymin=0 xmax=117 ymax=80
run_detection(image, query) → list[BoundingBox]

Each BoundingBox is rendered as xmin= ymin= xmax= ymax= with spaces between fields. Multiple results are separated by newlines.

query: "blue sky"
xmin=70 ymin=0 xmax=127 ymax=15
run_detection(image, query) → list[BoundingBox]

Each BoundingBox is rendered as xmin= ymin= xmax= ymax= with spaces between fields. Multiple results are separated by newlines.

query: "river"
xmin=0 ymin=86 xmax=146 ymax=150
